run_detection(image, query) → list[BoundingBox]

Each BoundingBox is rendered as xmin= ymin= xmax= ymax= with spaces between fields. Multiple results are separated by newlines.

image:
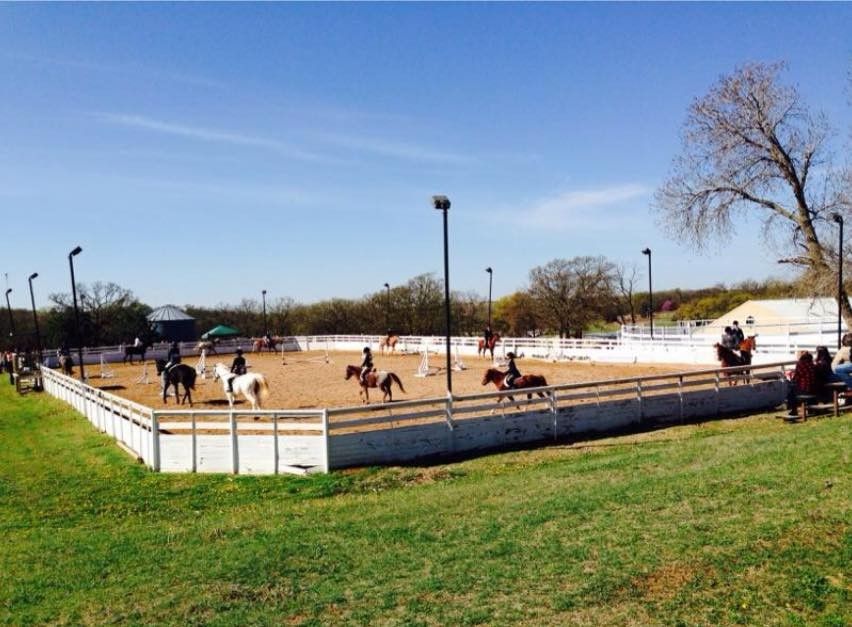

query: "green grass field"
xmin=0 ymin=383 xmax=848 ymax=626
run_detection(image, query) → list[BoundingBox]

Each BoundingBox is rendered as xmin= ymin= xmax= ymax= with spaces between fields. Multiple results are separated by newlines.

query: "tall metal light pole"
xmin=641 ymin=248 xmax=653 ymax=340
xmin=833 ymin=213 xmax=844 ymax=350
xmin=485 ymin=267 xmax=493 ymax=329
xmin=383 ymin=283 xmax=390 ymax=333
xmin=68 ymin=246 xmax=85 ymax=381
xmin=433 ymin=195 xmax=452 ymax=392
xmin=28 ymin=273 xmax=42 ymax=365
xmin=4 ymin=288 xmax=13 ymax=340
xmin=261 ymin=289 xmax=268 ymax=336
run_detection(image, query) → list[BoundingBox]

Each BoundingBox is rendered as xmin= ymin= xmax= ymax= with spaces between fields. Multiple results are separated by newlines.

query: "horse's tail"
xmin=389 ymin=372 xmax=405 ymax=393
xmin=255 ymin=375 xmax=270 ymax=401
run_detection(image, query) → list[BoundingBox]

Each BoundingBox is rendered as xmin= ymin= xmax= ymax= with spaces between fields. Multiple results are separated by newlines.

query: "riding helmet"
xmin=506 ymin=351 xmax=516 ymax=359
xmin=363 ymin=346 xmax=371 ymax=353
xmin=236 ymin=348 xmax=243 ymax=355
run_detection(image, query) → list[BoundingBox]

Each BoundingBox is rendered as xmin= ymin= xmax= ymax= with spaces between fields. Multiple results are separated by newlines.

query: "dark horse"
xmin=482 ymin=367 xmax=549 ymax=402
xmin=155 ymin=359 xmax=196 ymax=405
xmin=478 ymin=333 xmax=501 ymax=359
xmin=124 ymin=341 xmax=152 ymax=364
xmin=344 ymin=364 xmax=406 ymax=403
xmin=58 ymin=354 xmax=74 ymax=376
xmin=714 ymin=335 xmax=757 ymax=385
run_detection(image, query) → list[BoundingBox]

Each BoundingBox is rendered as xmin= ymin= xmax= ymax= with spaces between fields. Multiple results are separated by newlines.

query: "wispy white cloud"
xmin=312 ymin=131 xmax=476 ymax=166
xmin=3 ymin=52 xmax=225 ymax=88
xmin=520 ymin=184 xmax=651 ymax=229
xmin=97 ymin=113 xmax=341 ymax=164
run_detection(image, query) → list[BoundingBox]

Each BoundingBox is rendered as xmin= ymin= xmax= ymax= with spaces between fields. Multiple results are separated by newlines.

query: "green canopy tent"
xmin=201 ymin=324 xmax=241 ymax=340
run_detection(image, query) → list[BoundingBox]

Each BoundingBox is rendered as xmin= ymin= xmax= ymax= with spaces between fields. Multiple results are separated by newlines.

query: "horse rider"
xmin=484 ymin=325 xmax=493 ymax=350
xmin=730 ymin=320 xmax=745 ymax=345
xmin=227 ymin=348 xmax=247 ymax=393
xmin=504 ymin=351 xmax=521 ymax=389
xmin=133 ymin=336 xmax=143 ymax=348
xmin=263 ymin=333 xmax=273 ymax=349
xmin=162 ymin=342 xmax=182 ymax=387
xmin=720 ymin=327 xmax=738 ymax=350
xmin=360 ymin=346 xmax=374 ymax=385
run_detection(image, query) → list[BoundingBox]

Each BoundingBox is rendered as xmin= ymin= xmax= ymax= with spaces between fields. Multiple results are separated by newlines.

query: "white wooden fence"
xmin=40 ymin=359 xmax=792 ymax=474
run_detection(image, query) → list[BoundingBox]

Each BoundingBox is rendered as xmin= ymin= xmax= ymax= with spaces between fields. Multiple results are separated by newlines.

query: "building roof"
xmin=147 ymin=305 xmax=195 ymax=322
xmin=722 ymin=298 xmax=838 ymax=322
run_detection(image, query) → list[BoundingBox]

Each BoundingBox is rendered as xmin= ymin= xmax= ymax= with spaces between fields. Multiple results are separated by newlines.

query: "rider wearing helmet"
xmin=162 ymin=342 xmax=182 ymax=387
xmin=227 ymin=348 xmax=246 ymax=393
xmin=504 ymin=351 xmax=521 ymax=389
xmin=360 ymin=346 xmax=374 ymax=385
xmin=483 ymin=325 xmax=493 ymax=351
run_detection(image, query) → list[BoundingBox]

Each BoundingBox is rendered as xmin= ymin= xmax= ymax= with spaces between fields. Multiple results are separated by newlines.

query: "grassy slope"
xmin=0 ymin=384 xmax=848 ymax=626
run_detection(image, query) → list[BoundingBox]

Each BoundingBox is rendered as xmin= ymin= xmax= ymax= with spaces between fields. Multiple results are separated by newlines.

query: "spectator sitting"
xmin=831 ymin=333 xmax=852 ymax=388
xmin=813 ymin=346 xmax=839 ymax=402
xmin=786 ymin=351 xmax=817 ymax=414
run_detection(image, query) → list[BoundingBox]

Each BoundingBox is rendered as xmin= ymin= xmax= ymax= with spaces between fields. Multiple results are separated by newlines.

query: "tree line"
xmin=0 ymin=266 xmax=810 ymax=352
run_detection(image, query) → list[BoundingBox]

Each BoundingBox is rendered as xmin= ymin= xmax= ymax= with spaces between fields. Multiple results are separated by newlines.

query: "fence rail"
xmin=40 ymin=354 xmax=794 ymax=473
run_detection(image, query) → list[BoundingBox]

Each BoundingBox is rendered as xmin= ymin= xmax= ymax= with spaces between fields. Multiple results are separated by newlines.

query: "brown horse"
xmin=481 ymin=367 xmax=548 ymax=402
xmin=380 ymin=335 xmax=399 ymax=355
xmin=345 ymin=364 xmax=406 ymax=403
xmin=715 ymin=335 xmax=756 ymax=385
xmin=478 ymin=333 xmax=501 ymax=359
xmin=252 ymin=336 xmax=280 ymax=353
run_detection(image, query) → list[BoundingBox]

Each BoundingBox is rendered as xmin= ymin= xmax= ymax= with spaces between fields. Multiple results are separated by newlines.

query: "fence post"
xmin=678 ymin=376 xmax=684 ymax=423
xmin=550 ymin=390 xmax=559 ymax=441
xmin=151 ymin=411 xmax=161 ymax=472
xmin=273 ymin=413 xmax=280 ymax=475
xmin=714 ymin=372 xmax=721 ymax=417
xmin=229 ymin=410 xmax=239 ymax=474
xmin=445 ymin=391 xmax=455 ymax=430
xmin=322 ymin=408 xmax=330 ymax=473
xmin=191 ymin=412 xmax=197 ymax=473
xmin=636 ymin=380 xmax=644 ymax=422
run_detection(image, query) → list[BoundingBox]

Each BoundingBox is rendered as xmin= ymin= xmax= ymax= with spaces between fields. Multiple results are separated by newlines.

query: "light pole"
xmin=433 ymin=195 xmax=452 ymax=392
xmin=641 ymin=248 xmax=653 ymax=340
xmin=28 ymin=273 xmax=42 ymax=366
xmin=4 ymin=288 xmax=13 ymax=340
xmin=485 ymin=267 xmax=493 ymax=329
xmin=383 ymin=283 xmax=390 ymax=333
xmin=833 ymin=213 xmax=844 ymax=350
xmin=68 ymin=246 xmax=85 ymax=381
xmin=261 ymin=289 xmax=268 ymax=336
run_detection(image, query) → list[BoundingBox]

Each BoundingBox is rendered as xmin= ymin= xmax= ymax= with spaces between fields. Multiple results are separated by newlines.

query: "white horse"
xmin=213 ymin=363 xmax=270 ymax=410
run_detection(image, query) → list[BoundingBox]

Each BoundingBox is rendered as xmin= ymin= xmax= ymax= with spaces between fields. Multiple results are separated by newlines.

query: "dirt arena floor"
xmin=87 ymin=350 xmax=704 ymax=411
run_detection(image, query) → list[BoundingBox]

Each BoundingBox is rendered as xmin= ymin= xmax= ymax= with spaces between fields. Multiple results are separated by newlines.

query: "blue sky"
xmin=1 ymin=3 xmax=850 ymax=309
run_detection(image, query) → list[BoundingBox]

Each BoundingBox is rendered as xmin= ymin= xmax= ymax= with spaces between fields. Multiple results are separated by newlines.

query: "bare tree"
xmin=614 ymin=263 xmax=640 ymax=324
xmin=528 ymin=257 xmax=615 ymax=337
xmin=655 ymin=62 xmax=852 ymax=324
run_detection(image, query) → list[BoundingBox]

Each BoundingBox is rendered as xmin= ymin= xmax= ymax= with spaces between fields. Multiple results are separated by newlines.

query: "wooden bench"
xmin=821 ymin=382 xmax=849 ymax=418
xmin=780 ymin=394 xmax=819 ymax=422
xmin=12 ymin=370 xmax=38 ymax=395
